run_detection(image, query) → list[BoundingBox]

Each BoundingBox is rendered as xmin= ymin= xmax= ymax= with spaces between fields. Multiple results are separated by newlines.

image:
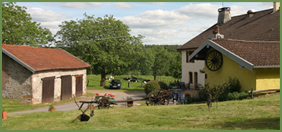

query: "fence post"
xmin=251 ymin=88 xmax=254 ymax=99
xmin=141 ymin=82 xmax=143 ymax=88
xmin=128 ymin=82 xmax=130 ymax=88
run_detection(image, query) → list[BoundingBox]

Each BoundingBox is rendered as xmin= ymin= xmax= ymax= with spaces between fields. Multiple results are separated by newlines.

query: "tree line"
xmin=2 ymin=2 xmax=181 ymax=86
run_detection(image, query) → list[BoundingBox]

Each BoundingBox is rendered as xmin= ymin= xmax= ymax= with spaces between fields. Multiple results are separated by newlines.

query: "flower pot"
xmin=2 ymin=111 xmax=7 ymax=120
xmin=48 ymin=108 xmax=56 ymax=111
xmin=127 ymin=101 xmax=133 ymax=107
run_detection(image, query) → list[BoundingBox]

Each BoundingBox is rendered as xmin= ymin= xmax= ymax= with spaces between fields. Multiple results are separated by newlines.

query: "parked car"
xmin=109 ymin=79 xmax=121 ymax=89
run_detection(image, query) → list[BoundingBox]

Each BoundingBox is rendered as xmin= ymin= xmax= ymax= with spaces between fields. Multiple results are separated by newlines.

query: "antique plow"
xmin=73 ymin=95 xmax=117 ymax=121
xmin=73 ymin=95 xmax=95 ymax=121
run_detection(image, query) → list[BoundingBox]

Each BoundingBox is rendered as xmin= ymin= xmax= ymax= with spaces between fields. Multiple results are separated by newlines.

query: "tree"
xmin=150 ymin=45 xmax=171 ymax=81
xmin=169 ymin=52 xmax=182 ymax=79
xmin=2 ymin=2 xmax=53 ymax=46
xmin=56 ymin=14 xmax=145 ymax=86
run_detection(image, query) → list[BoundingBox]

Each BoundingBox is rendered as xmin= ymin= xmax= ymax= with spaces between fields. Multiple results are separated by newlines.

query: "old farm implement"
xmin=73 ymin=89 xmax=171 ymax=121
xmin=73 ymin=95 xmax=117 ymax=121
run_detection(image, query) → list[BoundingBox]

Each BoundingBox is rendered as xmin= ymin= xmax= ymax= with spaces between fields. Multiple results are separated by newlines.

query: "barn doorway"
xmin=75 ymin=75 xmax=83 ymax=97
xmin=42 ymin=77 xmax=55 ymax=103
xmin=61 ymin=75 xmax=72 ymax=100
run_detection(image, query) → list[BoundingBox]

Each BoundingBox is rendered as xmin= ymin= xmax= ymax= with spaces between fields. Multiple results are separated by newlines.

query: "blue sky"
xmin=16 ymin=2 xmax=275 ymax=45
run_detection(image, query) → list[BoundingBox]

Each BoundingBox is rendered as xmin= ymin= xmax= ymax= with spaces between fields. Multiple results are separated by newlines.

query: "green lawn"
xmin=2 ymin=94 xmax=280 ymax=130
xmin=87 ymin=74 xmax=177 ymax=91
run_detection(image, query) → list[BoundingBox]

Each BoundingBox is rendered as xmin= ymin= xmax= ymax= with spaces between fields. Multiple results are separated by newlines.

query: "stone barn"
xmin=2 ymin=44 xmax=91 ymax=104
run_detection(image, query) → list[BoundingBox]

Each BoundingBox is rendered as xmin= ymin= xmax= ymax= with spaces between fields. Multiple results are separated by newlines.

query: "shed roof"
xmin=2 ymin=44 xmax=91 ymax=73
xmin=178 ymin=8 xmax=280 ymax=50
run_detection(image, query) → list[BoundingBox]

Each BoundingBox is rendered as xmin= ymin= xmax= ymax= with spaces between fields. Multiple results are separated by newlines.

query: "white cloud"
xmin=58 ymin=2 xmax=103 ymax=9
xmin=27 ymin=7 xmax=71 ymax=22
xmin=177 ymin=3 xmax=221 ymax=20
xmin=119 ymin=9 xmax=190 ymax=29
xmin=113 ymin=2 xmax=133 ymax=9
xmin=39 ymin=21 xmax=62 ymax=35
xmin=117 ymin=3 xmax=224 ymax=44
xmin=26 ymin=7 xmax=71 ymax=35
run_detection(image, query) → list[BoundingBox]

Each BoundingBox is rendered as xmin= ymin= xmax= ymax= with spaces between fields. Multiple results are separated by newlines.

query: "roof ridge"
xmin=230 ymin=8 xmax=273 ymax=18
xmin=219 ymin=39 xmax=280 ymax=43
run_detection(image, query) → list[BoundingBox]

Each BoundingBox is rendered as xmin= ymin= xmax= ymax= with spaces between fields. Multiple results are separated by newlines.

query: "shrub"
xmin=217 ymin=83 xmax=230 ymax=101
xmin=227 ymin=92 xmax=251 ymax=100
xmin=197 ymin=87 xmax=208 ymax=101
xmin=169 ymin=81 xmax=177 ymax=86
xmin=158 ymin=81 xmax=168 ymax=90
xmin=144 ymin=81 xmax=160 ymax=95
xmin=228 ymin=77 xmax=241 ymax=93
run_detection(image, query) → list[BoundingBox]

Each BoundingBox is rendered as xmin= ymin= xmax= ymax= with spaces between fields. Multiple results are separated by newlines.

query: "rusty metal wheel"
xmin=97 ymin=96 xmax=110 ymax=109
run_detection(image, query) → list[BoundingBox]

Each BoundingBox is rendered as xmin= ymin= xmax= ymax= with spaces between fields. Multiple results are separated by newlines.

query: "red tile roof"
xmin=178 ymin=8 xmax=280 ymax=50
xmin=212 ymin=39 xmax=280 ymax=67
xmin=2 ymin=44 xmax=91 ymax=72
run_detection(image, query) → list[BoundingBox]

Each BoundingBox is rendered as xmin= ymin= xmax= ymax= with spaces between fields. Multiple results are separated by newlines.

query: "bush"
xmin=169 ymin=81 xmax=177 ymax=86
xmin=144 ymin=81 xmax=160 ymax=95
xmin=227 ymin=92 xmax=251 ymax=100
xmin=197 ymin=87 xmax=208 ymax=101
xmin=158 ymin=81 xmax=168 ymax=90
xmin=217 ymin=83 xmax=230 ymax=101
xmin=228 ymin=77 xmax=241 ymax=93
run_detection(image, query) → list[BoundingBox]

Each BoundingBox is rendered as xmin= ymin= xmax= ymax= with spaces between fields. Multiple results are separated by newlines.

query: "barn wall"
xmin=31 ymin=69 xmax=87 ymax=104
xmin=2 ymin=53 xmax=33 ymax=102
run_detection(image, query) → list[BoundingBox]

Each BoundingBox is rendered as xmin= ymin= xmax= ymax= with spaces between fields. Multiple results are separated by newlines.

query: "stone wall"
xmin=2 ymin=53 xmax=33 ymax=101
xmin=31 ymin=69 xmax=87 ymax=104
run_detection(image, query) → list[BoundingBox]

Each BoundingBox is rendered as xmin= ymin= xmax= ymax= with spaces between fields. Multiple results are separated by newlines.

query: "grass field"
xmin=2 ymin=93 xmax=280 ymax=130
xmin=87 ymin=74 xmax=177 ymax=91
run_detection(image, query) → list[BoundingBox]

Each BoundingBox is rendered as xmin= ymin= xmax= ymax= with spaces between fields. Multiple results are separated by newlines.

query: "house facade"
xmin=2 ymin=44 xmax=91 ymax=104
xmin=178 ymin=2 xmax=280 ymax=91
xmin=188 ymin=39 xmax=280 ymax=91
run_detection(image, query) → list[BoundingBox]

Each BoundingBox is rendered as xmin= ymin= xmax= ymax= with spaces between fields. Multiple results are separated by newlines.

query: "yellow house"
xmin=188 ymin=39 xmax=280 ymax=92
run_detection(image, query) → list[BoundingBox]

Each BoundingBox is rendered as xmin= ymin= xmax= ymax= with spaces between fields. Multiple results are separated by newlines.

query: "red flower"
xmin=104 ymin=93 xmax=107 ymax=96
xmin=96 ymin=93 xmax=99 ymax=96
xmin=110 ymin=94 xmax=115 ymax=97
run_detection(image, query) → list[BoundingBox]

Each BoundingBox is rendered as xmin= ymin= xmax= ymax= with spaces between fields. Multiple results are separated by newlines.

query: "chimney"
xmin=208 ymin=25 xmax=224 ymax=39
xmin=273 ymin=2 xmax=280 ymax=13
xmin=217 ymin=7 xmax=231 ymax=26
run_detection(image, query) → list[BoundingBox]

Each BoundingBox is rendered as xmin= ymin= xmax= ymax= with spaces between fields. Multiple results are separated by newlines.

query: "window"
xmin=189 ymin=72 xmax=193 ymax=84
xmin=186 ymin=50 xmax=195 ymax=63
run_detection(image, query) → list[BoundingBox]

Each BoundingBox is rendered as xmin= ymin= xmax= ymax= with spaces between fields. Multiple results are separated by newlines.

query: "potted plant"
xmin=127 ymin=97 xmax=133 ymax=107
xmin=2 ymin=105 xmax=7 ymax=120
xmin=48 ymin=104 xmax=55 ymax=111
